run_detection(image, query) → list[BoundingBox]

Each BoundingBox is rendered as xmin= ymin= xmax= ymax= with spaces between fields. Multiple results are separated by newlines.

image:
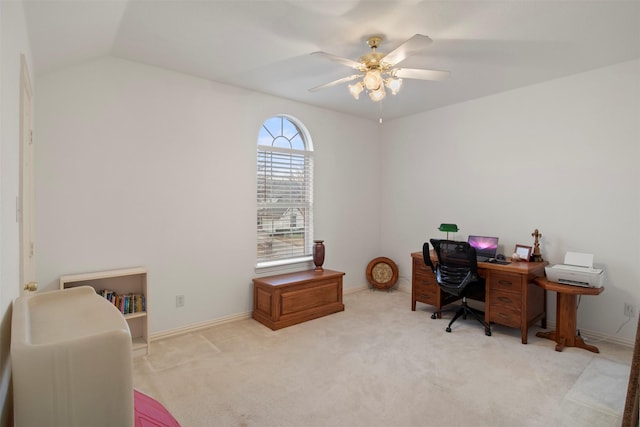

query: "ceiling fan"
xmin=309 ymin=34 xmax=450 ymax=102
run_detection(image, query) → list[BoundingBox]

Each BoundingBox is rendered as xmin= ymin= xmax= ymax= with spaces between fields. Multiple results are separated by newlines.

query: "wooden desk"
xmin=533 ymin=277 xmax=604 ymax=353
xmin=253 ymin=269 xmax=345 ymax=330
xmin=411 ymin=252 xmax=547 ymax=344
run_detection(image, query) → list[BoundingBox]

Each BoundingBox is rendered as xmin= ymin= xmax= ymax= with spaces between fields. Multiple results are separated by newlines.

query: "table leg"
xmin=556 ymin=293 xmax=577 ymax=349
xmin=536 ymin=329 xmax=569 ymax=351
xmin=573 ymin=335 xmax=600 ymax=353
xmin=535 ymin=292 xmax=600 ymax=353
xmin=536 ymin=330 xmax=557 ymax=344
xmin=541 ymin=289 xmax=547 ymax=329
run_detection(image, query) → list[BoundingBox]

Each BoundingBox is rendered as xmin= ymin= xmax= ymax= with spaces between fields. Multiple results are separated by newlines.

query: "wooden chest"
xmin=252 ymin=269 xmax=345 ymax=330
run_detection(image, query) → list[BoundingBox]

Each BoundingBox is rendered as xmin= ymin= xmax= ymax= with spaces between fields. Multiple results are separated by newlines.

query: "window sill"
xmin=255 ymin=256 xmax=314 ymax=276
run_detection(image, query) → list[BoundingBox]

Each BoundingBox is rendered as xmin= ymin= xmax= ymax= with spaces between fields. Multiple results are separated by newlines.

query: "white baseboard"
xmin=150 ymin=312 xmax=252 ymax=342
xmin=151 ymin=287 xmax=370 ymax=341
xmin=150 ymin=286 xmax=368 ymax=341
xmin=150 ymin=284 xmax=634 ymax=349
xmin=344 ymin=285 xmax=369 ymax=294
xmin=571 ymin=324 xmax=634 ymax=348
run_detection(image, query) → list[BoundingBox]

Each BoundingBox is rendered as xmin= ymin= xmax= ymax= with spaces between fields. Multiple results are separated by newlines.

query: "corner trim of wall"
xmin=396 ymin=282 xmax=411 ymax=294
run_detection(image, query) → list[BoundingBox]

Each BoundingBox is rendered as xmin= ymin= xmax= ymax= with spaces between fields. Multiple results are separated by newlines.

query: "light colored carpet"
xmin=133 ymin=289 xmax=633 ymax=427
xmin=565 ymin=358 xmax=630 ymax=417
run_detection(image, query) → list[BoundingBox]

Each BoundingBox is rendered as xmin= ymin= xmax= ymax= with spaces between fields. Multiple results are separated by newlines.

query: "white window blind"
xmin=257 ymin=116 xmax=313 ymax=265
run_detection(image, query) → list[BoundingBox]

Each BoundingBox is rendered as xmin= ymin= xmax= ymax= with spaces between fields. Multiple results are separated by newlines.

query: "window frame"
xmin=255 ymin=115 xmax=314 ymax=272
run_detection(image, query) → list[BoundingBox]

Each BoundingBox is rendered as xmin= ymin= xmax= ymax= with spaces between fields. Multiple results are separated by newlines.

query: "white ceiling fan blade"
xmin=381 ymin=34 xmax=433 ymax=67
xmin=393 ymin=68 xmax=450 ymax=81
xmin=308 ymin=74 xmax=362 ymax=92
xmin=311 ymin=51 xmax=363 ymax=70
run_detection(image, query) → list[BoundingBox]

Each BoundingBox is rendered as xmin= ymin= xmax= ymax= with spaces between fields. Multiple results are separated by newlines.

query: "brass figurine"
xmin=531 ymin=229 xmax=543 ymax=262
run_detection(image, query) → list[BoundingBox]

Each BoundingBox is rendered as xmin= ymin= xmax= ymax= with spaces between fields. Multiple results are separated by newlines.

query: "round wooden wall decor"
xmin=366 ymin=257 xmax=399 ymax=290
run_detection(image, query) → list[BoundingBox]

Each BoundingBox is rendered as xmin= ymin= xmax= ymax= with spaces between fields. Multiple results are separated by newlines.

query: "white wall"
xmin=0 ymin=1 xmax=33 ymax=426
xmin=35 ymin=57 xmax=381 ymax=335
xmin=380 ymin=59 xmax=640 ymax=344
xmin=31 ymin=49 xmax=640 ymax=352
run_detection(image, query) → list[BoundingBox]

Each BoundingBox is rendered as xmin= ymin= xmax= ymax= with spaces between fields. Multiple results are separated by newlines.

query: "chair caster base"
xmin=485 ymin=329 xmax=492 ymax=336
xmin=446 ymin=327 xmax=452 ymax=333
xmin=431 ymin=313 xmax=437 ymax=319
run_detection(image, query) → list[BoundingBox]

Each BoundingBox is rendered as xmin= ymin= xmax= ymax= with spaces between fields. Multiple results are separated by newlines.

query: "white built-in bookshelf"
xmin=59 ymin=267 xmax=149 ymax=356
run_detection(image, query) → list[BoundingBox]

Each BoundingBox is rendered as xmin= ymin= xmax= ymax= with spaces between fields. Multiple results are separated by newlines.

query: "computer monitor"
xmin=467 ymin=235 xmax=499 ymax=260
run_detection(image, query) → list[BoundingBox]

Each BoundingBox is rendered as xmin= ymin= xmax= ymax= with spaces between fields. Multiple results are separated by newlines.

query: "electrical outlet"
xmin=176 ymin=295 xmax=185 ymax=308
xmin=624 ymin=303 xmax=636 ymax=318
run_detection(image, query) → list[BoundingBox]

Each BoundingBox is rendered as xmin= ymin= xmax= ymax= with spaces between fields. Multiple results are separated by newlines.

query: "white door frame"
xmin=19 ymin=54 xmax=35 ymax=295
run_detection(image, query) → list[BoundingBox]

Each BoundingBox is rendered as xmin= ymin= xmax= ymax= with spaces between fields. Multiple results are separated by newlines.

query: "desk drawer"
xmin=413 ymin=278 xmax=438 ymax=299
xmin=414 ymin=272 xmax=436 ymax=283
xmin=413 ymin=270 xmax=437 ymax=284
xmin=489 ymin=271 xmax=522 ymax=293
xmin=414 ymin=289 xmax=438 ymax=305
xmin=490 ymin=307 xmax=522 ymax=328
xmin=489 ymin=290 xmax=522 ymax=327
xmin=413 ymin=259 xmax=434 ymax=277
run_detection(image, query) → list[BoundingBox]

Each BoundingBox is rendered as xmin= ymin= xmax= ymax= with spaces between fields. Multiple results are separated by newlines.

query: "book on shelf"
xmin=95 ymin=288 xmax=145 ymax=315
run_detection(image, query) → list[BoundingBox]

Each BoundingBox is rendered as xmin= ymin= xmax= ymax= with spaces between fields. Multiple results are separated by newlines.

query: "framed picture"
xmin=514 ymin=244 xmax=532 ymax=262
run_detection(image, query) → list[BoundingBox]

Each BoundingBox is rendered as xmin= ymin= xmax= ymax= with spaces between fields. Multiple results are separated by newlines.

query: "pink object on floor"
xmin=135 ymin=389 xmax=181 ymax=427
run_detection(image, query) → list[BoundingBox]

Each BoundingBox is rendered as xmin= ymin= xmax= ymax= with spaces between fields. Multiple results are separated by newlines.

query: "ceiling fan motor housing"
xmin=360 ymin=36 xmax=391 ymax=71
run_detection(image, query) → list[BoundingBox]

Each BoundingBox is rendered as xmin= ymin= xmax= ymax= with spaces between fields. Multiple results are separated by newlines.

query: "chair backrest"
xmin=429 ymin=239 xmax=479 ymax=296
xmin=422 ymin=242 xmax=435 ymax=272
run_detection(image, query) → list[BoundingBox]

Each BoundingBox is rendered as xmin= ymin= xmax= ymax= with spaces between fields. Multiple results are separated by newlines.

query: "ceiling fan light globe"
xmin=348 ymin=82 xmax=364 ymax=99
xmin=369 ymin=87 xmax=386 ymax=102
xmin=385 ymin=78 xmax=403 ymax=95
xmin=363 ymin=70 xmax=382 ymax=91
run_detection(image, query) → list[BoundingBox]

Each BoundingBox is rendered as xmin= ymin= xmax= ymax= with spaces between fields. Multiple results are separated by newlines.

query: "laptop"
xmin=467 ymin=235 xmax=499 ymax=262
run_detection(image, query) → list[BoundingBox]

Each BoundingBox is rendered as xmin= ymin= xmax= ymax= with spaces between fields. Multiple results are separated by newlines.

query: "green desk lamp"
xmin=438 ymin=223 xmax=459 ymax=240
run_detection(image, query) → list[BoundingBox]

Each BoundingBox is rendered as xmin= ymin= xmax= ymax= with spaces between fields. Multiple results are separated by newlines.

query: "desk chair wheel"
xmin=446 ymin=327 xmax=452 ymax=333
xmin=431 ymin=313 xmax=437 ymax=319
xmin=485 ymin=328 xmax=492 ymax=336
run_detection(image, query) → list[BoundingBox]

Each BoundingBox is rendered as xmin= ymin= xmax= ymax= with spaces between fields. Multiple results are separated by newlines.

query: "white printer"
xmin=545 ymin=252 xmax=604 ymax=288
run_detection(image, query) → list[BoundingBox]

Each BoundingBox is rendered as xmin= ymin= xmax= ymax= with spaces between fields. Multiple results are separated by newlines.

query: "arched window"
xmin=256 ymin=115 xmax=313 ymax=266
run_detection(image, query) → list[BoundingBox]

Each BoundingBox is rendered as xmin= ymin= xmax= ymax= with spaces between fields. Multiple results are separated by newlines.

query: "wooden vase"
xmin=313 ymin=240 xmax=325 ymax=272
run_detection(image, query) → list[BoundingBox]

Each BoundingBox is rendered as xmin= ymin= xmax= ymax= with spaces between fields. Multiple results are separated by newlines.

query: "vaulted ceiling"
xmin=23 ymin=0 xmax=640 ymax=121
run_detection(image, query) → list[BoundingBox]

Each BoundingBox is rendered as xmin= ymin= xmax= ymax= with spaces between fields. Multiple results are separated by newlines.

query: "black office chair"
xmin=425 ymin=239 xmax=491 ymax=336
